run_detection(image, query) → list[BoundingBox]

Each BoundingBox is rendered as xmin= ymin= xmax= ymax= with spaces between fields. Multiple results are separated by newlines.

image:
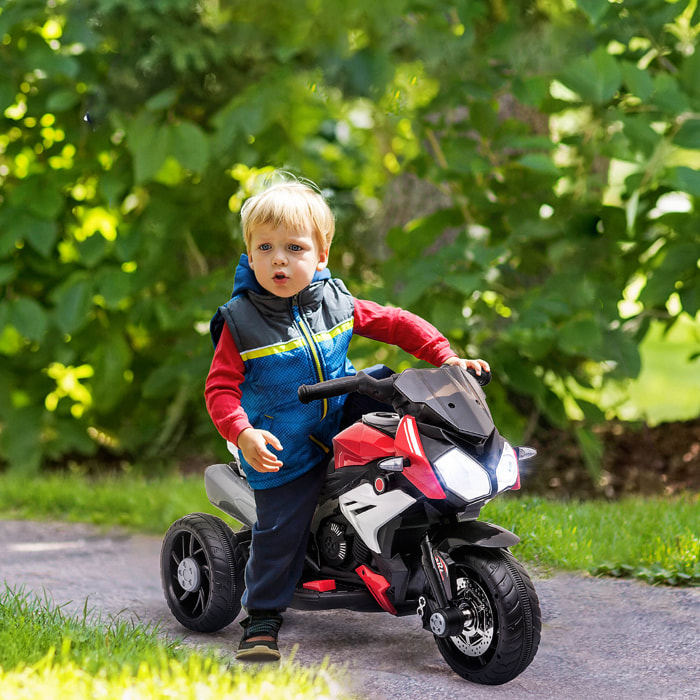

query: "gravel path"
xmin=2 ymin=519 xmax=699 ymax=699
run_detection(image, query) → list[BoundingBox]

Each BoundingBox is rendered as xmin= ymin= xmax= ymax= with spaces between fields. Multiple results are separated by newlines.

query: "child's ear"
xmin=316 ymin=247 xmax=329 ymax=271
xmin=247 ymin=251 xmax=255 ymax=269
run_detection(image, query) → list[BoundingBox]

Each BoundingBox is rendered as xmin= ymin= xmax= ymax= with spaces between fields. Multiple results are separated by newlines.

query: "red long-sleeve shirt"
xmin=204 ymin=297 xmax=455 ymax=445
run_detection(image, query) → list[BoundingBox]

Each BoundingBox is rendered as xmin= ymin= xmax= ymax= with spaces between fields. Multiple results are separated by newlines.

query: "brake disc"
xmin=451 ymin=576 xmax=494 ymax=656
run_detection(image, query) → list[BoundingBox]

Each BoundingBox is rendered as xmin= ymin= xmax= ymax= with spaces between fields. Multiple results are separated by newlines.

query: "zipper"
xmin=292 ymin=294 xmax=328 ymax=420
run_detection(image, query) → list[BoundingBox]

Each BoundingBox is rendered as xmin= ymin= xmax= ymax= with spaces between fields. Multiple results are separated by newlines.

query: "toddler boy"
xmin=205 ymin=178 xmax=488 ymax=661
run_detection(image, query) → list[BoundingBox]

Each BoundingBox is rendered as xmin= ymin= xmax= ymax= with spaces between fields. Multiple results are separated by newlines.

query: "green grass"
xmin=0 ymin=586 xmax=346 ymax=699
xmin=0 ymin=471 xmax=238 ymax=534
xmin=483 ymin=493 xmax=700 ymax=586
xmin=0 ymin=586 xmax=188 ymax=674
xmin=1 ymin=471 xmax=698 ymax=586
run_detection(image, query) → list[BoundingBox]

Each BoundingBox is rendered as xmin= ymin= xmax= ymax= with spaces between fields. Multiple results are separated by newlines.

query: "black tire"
xmin=160 ymin=513 xmax=247 ymax=632
xmin=434 ymin=548 xmax=541 ymax=685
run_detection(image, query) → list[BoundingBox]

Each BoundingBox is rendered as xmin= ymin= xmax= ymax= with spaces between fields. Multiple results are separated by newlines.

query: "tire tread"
xmin=435 ymin=548 xmax=541 ymax=685
xmin=160 ymin=512 xmax=246 ymax=633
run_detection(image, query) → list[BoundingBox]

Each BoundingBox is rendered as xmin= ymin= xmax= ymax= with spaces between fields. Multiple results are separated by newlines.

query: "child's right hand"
xmin=237 ymin=428 xmax=284 ymax=472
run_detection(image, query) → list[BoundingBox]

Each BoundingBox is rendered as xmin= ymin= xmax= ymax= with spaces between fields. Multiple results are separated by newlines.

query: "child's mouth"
xmin=273 ymin=273 xmax=288 ymax=282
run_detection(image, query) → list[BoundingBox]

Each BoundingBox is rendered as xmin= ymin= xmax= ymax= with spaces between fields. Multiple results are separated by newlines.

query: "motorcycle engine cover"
xmin=319 ymin=518 xmax=350 ymax=566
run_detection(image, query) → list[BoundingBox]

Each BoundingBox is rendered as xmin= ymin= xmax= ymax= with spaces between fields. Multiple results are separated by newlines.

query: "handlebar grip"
xmin=468 ymin=368 xmax=491 ymax=387
xmin=299 ymin=371 xmax=397 ymax=404
xmin=298 ymin=374 xmax=363 ymax=404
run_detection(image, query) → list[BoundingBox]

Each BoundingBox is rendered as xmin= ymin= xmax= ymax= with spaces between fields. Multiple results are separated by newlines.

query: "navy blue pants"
xmin=241 ymin=365 xmax=394 ymax=613
xmin=241 ymin=460 xmax=327 ymax=611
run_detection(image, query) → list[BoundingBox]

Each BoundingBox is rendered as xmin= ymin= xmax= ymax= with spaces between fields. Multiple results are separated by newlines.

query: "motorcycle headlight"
xmin=434 ymin=448 xmax=492 ymax=503
xmin=496 ymin=442 xmax=519 ymax=492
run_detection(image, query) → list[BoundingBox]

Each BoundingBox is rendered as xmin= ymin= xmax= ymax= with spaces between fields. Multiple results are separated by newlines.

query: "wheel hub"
xmin=177 ymin=557 xmax=201 ymax=592
xmin=451 ymin=576 xmax=494 ymax=656
xmin=429 ymin=606 xmax=471 ymax=637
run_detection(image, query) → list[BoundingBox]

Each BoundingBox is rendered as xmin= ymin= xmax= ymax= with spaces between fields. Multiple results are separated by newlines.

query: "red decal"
xmin=434 ymin=553 xmax=447 ymax=581
xmin=512 ymin=472 xmax=521 ymax=491
xmin=395 ymin=416 xmax=446 ymax=500
xmin=356 ymin=565 xmax=397 ymax=614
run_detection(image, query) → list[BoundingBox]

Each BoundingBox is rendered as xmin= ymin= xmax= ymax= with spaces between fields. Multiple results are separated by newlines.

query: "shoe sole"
xmin=236 ymin=644 xmax=281 ymax=662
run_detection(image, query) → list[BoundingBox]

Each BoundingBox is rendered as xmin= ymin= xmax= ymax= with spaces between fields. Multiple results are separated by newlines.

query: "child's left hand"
xmin=444 ymin=356 xmax=490 ymax=376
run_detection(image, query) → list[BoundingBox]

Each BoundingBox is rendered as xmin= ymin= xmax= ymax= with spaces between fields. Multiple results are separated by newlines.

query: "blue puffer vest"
xmin=210 ymin=255 xmax=356 ymax=489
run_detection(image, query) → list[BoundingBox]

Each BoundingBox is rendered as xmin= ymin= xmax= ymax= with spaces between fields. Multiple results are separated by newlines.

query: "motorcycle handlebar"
xmin=469 ymin=367 xmax=491 ymax=387
xmin=299 ymin=366 xmax=491 ymax=405
xmin=298 ymin=371 xmax=396 ymax=405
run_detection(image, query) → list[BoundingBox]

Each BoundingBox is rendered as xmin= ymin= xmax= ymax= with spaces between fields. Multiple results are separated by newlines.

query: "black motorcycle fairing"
xmin=432 ymin=520 xmax=520 ymax=550
xmin=447 ymin=425 xmax=504 ymax=467
xmin=321 ymin=463 xmax=368 ymax=500
xmin=292 ymin=585 xmax=383 ymax=612
xmin=393 ymin=366 xmax=495 ymax=444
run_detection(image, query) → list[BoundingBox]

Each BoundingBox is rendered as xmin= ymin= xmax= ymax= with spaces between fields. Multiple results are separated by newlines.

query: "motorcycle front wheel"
xmin=434 ymin=547 xmax=541 ymax=685
xmin=160 ymin=513 xmax=247 ymax=632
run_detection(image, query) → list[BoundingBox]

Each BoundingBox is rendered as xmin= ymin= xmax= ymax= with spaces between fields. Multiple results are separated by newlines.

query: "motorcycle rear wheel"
xmin=434 ymin=547 xmax=541 ymax=685
xmin=160 ymin=513 xmax=247 ymax=632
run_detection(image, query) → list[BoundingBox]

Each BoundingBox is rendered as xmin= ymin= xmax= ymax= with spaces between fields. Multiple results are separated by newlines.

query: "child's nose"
xmin=272 ymin=248 xmax=287 ymax=264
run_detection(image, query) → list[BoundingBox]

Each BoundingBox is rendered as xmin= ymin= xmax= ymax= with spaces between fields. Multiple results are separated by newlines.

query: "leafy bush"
xmin=1 ymin=0 xmax=698 ymax=473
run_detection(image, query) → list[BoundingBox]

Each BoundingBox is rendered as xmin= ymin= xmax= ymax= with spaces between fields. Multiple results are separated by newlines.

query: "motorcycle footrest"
xmin=302 ymin=579 xmax=337 ymax=592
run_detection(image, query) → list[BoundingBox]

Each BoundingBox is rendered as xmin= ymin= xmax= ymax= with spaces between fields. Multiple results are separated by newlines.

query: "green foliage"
xmin=0 ymin=0 xmax=394 ymax=471
xmin=0 ymin=0 xmax=698 ymax=473
xmin=620 ymin=315 xmax=700 ymax=424
xmin=374 ymin=0 xmax=700 ymax=446
xmin=592 ymin=528 xmax=700 ymax=586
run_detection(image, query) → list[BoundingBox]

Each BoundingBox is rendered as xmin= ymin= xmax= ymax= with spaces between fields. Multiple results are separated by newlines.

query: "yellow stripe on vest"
xmin=240 ymin=337 xmax=306 ymax=361
xmin=239 ymin=319 xmax=353 ymax=362
xmin=312 ymin=318 xmax=354 ymax=344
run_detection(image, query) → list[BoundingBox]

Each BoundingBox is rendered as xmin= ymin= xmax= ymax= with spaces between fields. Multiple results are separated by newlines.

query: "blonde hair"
xmin=241 ymin=180 xmax=335 ymax=252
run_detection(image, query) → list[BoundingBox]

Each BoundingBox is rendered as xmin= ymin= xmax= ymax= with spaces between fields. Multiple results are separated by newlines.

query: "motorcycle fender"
xmin=434 ymin=520 xmax=520 ymax=549
xmin=204 ymin=463 xmax=257 ymax=528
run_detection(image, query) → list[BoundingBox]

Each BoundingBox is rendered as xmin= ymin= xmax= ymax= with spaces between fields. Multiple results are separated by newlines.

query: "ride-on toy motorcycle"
xmin=161 ymin=365 xmax=541 ymax=685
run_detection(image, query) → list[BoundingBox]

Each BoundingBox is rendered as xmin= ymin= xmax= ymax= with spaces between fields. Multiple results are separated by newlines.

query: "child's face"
xmin=248 ymin=222 xmax=329 ymax=298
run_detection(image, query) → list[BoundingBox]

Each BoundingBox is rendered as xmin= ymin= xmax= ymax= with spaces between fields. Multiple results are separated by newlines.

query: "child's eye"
xmin=288 ymin=244 xmax=302 ymax=252
xmin=258 ymin=243 xmax=272 ymax=251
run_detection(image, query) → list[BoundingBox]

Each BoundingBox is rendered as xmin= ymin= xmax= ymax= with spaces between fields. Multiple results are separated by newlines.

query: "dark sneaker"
xmin=236 ymin=612 xmax=283 ymax=662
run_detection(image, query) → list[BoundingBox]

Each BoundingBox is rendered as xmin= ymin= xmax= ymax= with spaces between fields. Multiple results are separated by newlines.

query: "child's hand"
xmin=237 ymin=428 xmax=284 ymax=473
xmin=444 ymin=356 xmax=490 ymax=376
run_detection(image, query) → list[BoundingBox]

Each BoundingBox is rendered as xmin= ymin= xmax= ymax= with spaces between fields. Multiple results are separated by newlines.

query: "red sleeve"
xmin=353 ymin=298 xmax=455 ymax=366
xmin=204 ymin=325 xmax=253 ymax=445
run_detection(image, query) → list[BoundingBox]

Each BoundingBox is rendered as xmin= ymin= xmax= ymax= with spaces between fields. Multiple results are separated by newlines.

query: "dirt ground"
xmin=523 ymin=418 xmax=700 ymax=499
